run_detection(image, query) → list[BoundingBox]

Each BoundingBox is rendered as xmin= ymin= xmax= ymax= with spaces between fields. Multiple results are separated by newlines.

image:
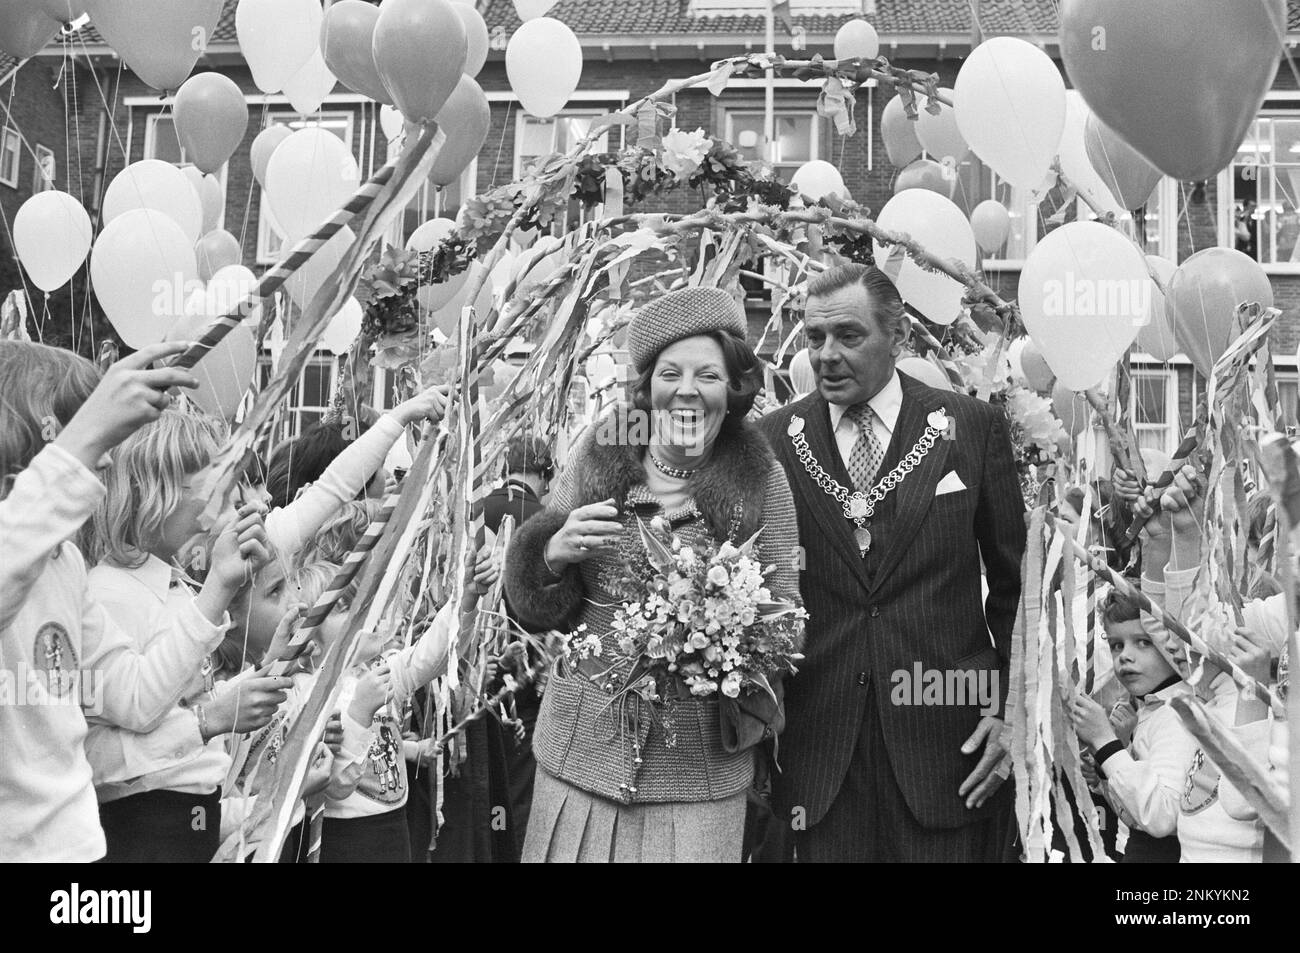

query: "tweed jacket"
xmin=758 ymin=371 xmax=1026 ymax=829
xmin=505 ymin=408 xmax=801 ymax=803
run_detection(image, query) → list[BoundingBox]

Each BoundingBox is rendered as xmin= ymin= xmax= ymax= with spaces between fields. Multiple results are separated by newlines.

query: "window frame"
xmin=723 ymin=106 xmax=820 ymax=182
xmin=31 ymin=144 xmax=55 ymax=193
xmin=0 ymin=126 xmax=21 ymax=188
xmin=1217 ymin=107 xmax=1300 ymax=275
xmin=512 ymin=108 xmax=615 ymax=181
xmin=1129 ymin=365 xmax=1180 ymax=457
xmin=143 ymin=112 xmax=229 ymax=230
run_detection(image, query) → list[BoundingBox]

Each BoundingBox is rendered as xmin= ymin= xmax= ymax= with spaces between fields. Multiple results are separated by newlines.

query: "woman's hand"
xmin=391 ymin=385 xmax=450 ymax=427
xmin=349 ymin=664 xmax=393 ymax=724
xmin=543 ymin=498 xmax=622 ymax=569
xmin=54 ymin=341 xmax=200 ymax=471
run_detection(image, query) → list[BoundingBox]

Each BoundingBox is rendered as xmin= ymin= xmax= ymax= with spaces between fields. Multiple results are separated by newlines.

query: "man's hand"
xmin=958 ymin=715 xmax=1008 ymax=809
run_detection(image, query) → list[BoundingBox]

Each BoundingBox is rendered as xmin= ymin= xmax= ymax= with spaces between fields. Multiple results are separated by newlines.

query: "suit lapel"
xmin=786 ymin=393 xmax=873 ymax=592
xmin=868 ymin=375 xmax=952 ymax=592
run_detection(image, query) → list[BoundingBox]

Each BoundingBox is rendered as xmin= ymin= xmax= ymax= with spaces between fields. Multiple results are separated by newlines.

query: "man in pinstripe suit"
xmin=760 ymin=264 xmax=1025 ymax=861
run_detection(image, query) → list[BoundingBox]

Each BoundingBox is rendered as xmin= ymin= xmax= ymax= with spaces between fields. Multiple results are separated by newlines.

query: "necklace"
xmin=649 ymin=452 xmax=700 ymax=480
xmin=788 ymin=409 xmax=949 ymax=555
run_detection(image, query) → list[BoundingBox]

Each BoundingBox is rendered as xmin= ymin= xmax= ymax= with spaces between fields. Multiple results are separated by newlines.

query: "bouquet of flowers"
xmin=588 ymin=515 xmax=806 ymax=708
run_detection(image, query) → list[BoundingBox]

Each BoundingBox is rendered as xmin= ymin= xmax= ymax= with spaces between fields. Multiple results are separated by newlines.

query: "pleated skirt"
xmin=522 ymin=767 xmax=747 ymax=863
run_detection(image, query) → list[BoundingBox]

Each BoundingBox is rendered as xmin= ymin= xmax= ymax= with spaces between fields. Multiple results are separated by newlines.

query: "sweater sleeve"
xmin=0 ymin=444 xmax=104 ymax=632
xmin=1100 ymin=706 xmax=1198 ymax=837
xmin=389 ymin=601 xmax=456 ymax=703
xmin=266 ymin=415 xmax=406 ymax=558
xmin=757 ymin=463 xmax=801 ymax=603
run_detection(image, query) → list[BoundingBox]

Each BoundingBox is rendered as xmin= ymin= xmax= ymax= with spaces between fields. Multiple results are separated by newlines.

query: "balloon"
xmin=321 ymin=0 xmax=392 ymax=105
xmin=0 ymin=1 xmax=61 ymax=58
xmin=285 ymin=227 xmax=354 ymax=311
xmin=1017 ymin=220 xmax=1149 ymax=391
xmin=235 ymin=0 xmax=322 ymax=95
xmin=970 ymin=200 xmax=1011 ymax=254
xmin=91 ymin=209 xmax=198 ymax=349
xmin=198 ymin=173 xmax=223 ymax=234
xmin=167 ymin=301 xmax=257 ymax=420
xmin=103 ymin=160 xmax=203 ymax=245
xmin=407 ymin=218 xmax=456 ymax=254
xmin=454 ymin=0 xmax=489 ymax=77
xmin=38 ymin=1 xmax=86 ymax=22
xmin=284 ymin=48 xmax=338 ymax=116
xmin=379 ymin=106 xmax=405 ymax=142
xmin=789 ymin=348 xmax=815 ymax=396
xmin=897 ymin=356 xmax=953 ymax=392
xmin=374 ymin=0 xmax=467 ymax=124
xmin=430 ymin=262 xmax=492 ymax=335
xmin=954 ymin=36 xmax=1065 ymax=192
xmin=174 ymin=72 xmax=248 ymax=175
xmin=320 ymin=299 xmax=364 ymax=355
xmin=506 ymin=16 xmax=582 ymax=119
xmin=1168 ymin=247 xmax=1273 ymax=379
xmin=894 ymin=159 xmax=953 ymax=198
xmin=1019 ymin=341 xmax=1056 ymax=395
xmin=1052 ymin=381 xmax=1092 ymax=439
xmin=873 ymin=190 xmax=976 ymax=326
xmin=1059 ymin=0 xmax=1285 ymax=181
xmin=250 ymin=126 xmax=291 ymax=190
xmin=205 ymin=264 xmax=260 ymax=327
xmin=915 ymin=89 xmax=968 ymax=166
xmin=195 ymin=229 xmax=241 ymax=282
xmin=1084 ymin=112 xmax=1162 ymax=212
xmin=1135 ymin=255 xmax=1179 ymax=362
xmin=13 ymin=191 xmax=93 ymax=292
xmin=417 ymin=267 xmax=470 ymax=313
xmin=1056 ymin=94 xmax=1123 ymax=218
xmin=83 ymin=0 xmax=224 ymax=92
xmin=514 ymin=0 xmax=558 ymax=21
xmin=791 ymin=160 xmax=849 ymax=203
xmin=833 ymin=20 xmax=879 ymax=60
xmin=264 ymin=128 xmax=360 ymax=243
xmin=881 ymin=95 xmax=923 ymax=168
xmin=430 ymin=75 xmax=489 ymax=187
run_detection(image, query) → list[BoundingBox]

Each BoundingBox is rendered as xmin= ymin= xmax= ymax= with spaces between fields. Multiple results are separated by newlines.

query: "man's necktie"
xmin=846 ymin=403 xmax=884 ymax=493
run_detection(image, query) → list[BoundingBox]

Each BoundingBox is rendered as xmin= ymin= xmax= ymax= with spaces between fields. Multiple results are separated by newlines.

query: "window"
xmin=255 ymin=353 xmax=339 ymax=440
xmin=145 ymin=113 xmax=228 ymax=228
xmin=0 ymin=127 xmax=20 ymax=188
xmin=514 ymin=110 xmax=611 ymax=179
xmin=1276 ymin=374 xmax=1299 ymax=433
xmin=725 ymin=109 xmax=817 ymax=181
xmin=1224 ymin=115 xmax=1300 ymax=267
xmin=32 ymin=145 xmax=55 ymax=192
xmin=1130 ymin=368 xmax=1179 ymax=456
xmin=257 ymin=112 xmax=355 ymax=264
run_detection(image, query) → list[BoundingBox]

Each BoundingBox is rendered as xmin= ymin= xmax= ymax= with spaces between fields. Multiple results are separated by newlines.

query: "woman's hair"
xmin=1100 ymin=584 xmax=1143 ymax=628
xmin=629 ymin=329 xmax=762 ymax=424
xmin=90 ymin=402 xmax=227 ymax=567
xmin=216 ymin=558 xmax=350 ymax=674
xmin=305 ymin=499 xmax=380 ymax=564
xmin=0 ymin=341 xmax=101 ymax=495
xmin=265 ymin=421 xmax=351 ymax=510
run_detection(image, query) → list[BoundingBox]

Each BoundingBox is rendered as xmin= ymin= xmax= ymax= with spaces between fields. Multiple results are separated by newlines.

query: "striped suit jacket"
xmin=759 ymin=371 xmax=1026 ymax=829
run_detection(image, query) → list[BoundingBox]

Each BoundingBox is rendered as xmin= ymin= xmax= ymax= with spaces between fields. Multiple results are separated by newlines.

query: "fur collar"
xmin=572 ymin=406 xmax=776 ymax=542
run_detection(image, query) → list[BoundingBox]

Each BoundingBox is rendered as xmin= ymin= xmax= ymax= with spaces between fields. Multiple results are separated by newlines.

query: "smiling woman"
xmin=504 ymin=284 xmax=802 ymax=863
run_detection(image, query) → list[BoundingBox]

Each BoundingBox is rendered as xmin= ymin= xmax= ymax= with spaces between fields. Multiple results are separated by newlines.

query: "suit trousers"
xmin=794 ymin=685 xmax=1013 ymax=862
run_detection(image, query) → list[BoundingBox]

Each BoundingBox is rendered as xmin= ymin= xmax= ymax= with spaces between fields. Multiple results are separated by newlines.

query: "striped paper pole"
xmin=907 ymin=316 xmax=964 ymax=390
xmin=173 ymin=162 xmax=399 ymax=371
xmin=1083 ymin=568 xmax=1097 ymax=694
xmin=303 ymin=793 xmax=326 ymax=864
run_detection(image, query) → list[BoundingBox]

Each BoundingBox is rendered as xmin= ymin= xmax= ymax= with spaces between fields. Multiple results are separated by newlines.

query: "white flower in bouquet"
xmin=660 ymin=127 xmax=711 ymax=179
xmin=706 ymin=564 xmax=730 ymax=587
xmin=721 ymin=670 xmax=743 ymax=698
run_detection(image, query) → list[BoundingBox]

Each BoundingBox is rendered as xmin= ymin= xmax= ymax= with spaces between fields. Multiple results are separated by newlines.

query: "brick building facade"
xmin=5 ymin=0 xmax=1300 ymax=449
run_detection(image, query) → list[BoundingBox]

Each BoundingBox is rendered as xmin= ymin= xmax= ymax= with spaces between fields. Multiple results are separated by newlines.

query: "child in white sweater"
xmin=0 ymin=340 xmax=269 ymax=862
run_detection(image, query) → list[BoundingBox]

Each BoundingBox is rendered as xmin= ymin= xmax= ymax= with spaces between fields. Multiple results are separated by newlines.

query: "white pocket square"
xmin=935 ymin=471 xmax=967 ymax=496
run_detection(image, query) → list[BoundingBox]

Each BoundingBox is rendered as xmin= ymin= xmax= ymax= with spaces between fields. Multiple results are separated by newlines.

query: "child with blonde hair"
xmin=0 ymin=340 xmax=268 ymax=863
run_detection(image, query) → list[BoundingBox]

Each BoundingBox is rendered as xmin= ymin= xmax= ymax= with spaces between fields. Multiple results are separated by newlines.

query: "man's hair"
xmin=806 ymin=263 xmax=909 ymax=337
xmin=505 ymin=435 xmax=554 ymax=478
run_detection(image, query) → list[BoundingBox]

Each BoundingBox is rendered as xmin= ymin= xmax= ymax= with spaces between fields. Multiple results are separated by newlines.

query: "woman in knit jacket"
xmin=505 ymin=286 xmax=802 ymax=863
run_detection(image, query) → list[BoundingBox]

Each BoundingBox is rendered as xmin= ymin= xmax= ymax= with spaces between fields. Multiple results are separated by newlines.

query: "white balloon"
xmin=512 ymin=0 xmax=558 ymax=21
xmin=873 ymin=190 xmax=976 ymax=326
xmin=14 ymin=191 xmax=93 ymax=292
xmin=103 ymin=160 xmax=204 ymax=245
xmin=235 ymin=0 xmax=323 ymax=95
xmin=506 ymin=17 xmax=582 ymax=119
xmin=454 ymin=0 xmax=489 ymax=77
xmin=1136 ymin=255 xmax=1180 ymax=362
xmin=91 ymin=209 xmax=199 ymax=349
xmin=1057 ymin=94 xmax=1123 ymax=219
xmin=285 ymin=227 xmax=354 ymax=311
xmin=320 ymin=298 xmax=364 ymax=355
xmin=167 ymin=298 xmax=257 ymax=420
xmin=417 ymin=268 xmax=470 ymax=313
xmin=954 ymin=36 xmax=1066 ymax=193
xmin=790 ymin=160 xmax=849 ymax=203
xmin=283 ymin=47 xmax=337 ymax=116
xmin=897 ymin=356 xmax=953 ymax=391
xmin=206 ymin=264 xmax=261 ymax=327
xmin=406 ymin=217 xmax=456 ymax=253
xmin=834 ymin=20 xmax=879 ymax=61
xmin=970 ymin=200 xmax=1011 ymax=254
xmin=264 ymin=128 xmax=360 ymax=243
xmin=250 ymin=126 xmax=292 ymax=190
xmin=379 ymin=105 xmax=406 ymax=141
